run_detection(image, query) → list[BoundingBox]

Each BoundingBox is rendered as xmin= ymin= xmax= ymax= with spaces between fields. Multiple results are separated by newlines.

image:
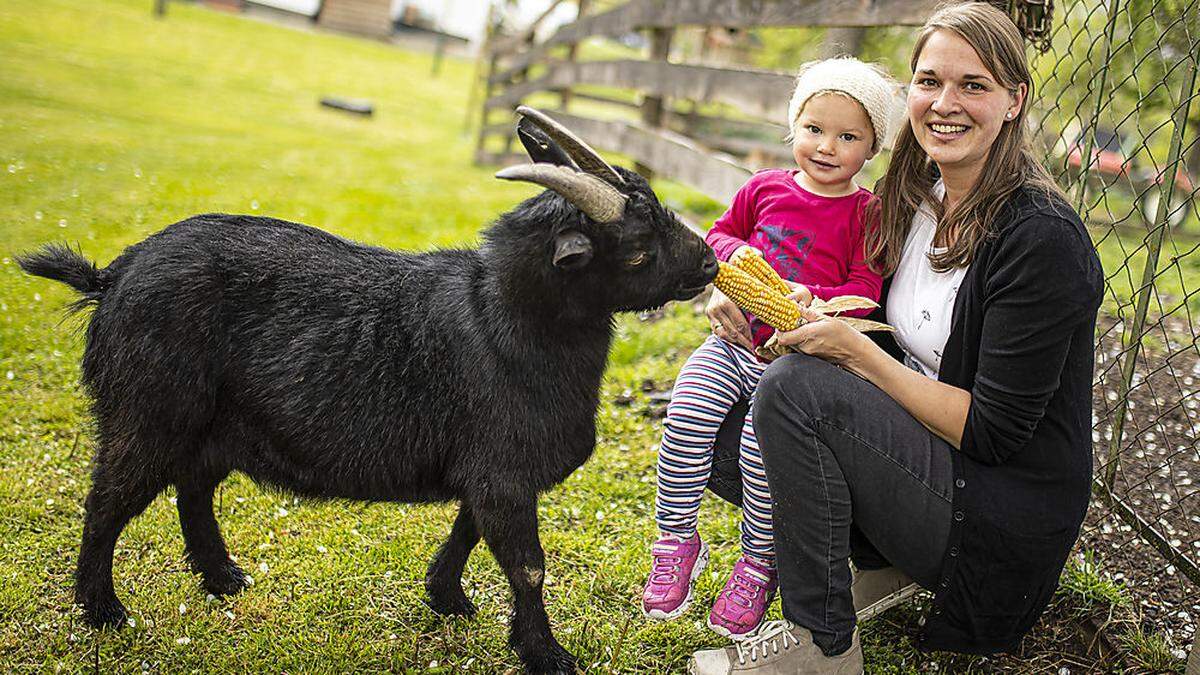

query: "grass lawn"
xmin=0 ymin=1 xmax=1184 ymax=672
xmin=0 ymin=1 xmax=750 ymax=671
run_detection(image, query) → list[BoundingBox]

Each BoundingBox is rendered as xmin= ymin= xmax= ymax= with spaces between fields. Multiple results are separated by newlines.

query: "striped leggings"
xmin=655 ymin=334 xmax=775 ymax=568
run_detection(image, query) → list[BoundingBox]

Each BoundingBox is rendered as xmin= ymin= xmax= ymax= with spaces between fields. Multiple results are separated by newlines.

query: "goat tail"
xmin=16 ymin=243 xmax=111 ymax=312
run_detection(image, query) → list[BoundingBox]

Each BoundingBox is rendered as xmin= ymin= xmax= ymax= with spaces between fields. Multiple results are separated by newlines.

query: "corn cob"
xmin=730 ymin=246 xmax=792 ymax=296
xmin=713 ymin=262 xmax=802 ymax=331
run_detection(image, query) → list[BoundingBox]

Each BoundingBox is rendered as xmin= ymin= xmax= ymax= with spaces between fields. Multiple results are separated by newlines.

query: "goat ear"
xmin=517 ymin=118 xmax=577 ymax=168
xmin=552 ymin=230 xmax=593 ymax=270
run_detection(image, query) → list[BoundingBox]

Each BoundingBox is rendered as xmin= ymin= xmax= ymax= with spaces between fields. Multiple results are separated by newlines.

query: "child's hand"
xmin=784 ymin=281 xmax=814 ymax=307
xmin=731 ymin=245 xmax=760 ymax=261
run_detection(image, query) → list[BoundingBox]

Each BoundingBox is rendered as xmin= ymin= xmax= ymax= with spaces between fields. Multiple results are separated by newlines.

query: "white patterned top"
xmin=886 ymin=180 xmax=968 ymax=379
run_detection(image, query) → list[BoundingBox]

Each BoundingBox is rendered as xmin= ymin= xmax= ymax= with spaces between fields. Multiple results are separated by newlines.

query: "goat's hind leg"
xmin=176 ymin=469 xmax=247 ymax=597
xmin=75 ymin=444 xmax=167 ymax=628
xmin=425 ymin=503 xmax=480 ymax=617
xmin=473 ymin=495 xmax=575 ymax=675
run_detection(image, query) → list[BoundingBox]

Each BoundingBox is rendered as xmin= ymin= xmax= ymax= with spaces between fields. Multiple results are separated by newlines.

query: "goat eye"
xmin=627 ymin=252 xmax=649 ymax=266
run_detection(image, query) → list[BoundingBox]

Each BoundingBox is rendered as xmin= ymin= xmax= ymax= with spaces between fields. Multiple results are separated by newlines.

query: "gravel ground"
xmin=1085 ymin=312 xmax=1199 ymax=657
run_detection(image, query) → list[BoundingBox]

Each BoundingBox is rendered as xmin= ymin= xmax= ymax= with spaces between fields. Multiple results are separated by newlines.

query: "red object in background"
xmin=1066 ymin=126 xmax=1194 ymax=191
xmin=1065 ymin=127 xmax=1133 ymax=179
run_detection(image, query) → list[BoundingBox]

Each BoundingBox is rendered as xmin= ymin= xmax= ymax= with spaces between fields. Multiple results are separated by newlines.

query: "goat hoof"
xmin=80 ymin=597 xmax=128 ymax=629
xmin=424 ymin=585 xmax=477 ymax=617
xmin=519 ymin=641 xmax=577 ymax=674
xmin=200 ymin=560 xmax=248 ymax=597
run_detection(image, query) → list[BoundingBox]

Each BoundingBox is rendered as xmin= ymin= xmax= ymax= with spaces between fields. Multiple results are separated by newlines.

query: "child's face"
xmin=791 ymin=93 xmax=876 ymax=193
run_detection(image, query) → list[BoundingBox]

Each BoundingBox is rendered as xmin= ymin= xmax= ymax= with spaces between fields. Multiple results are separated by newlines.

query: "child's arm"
xmin=804 ymin=260 xmax=882 ymax=318
xmin=804 ymin=195 xmax=882 ymax=318
xmin=705 ymin=178 xmax=761 ymax=261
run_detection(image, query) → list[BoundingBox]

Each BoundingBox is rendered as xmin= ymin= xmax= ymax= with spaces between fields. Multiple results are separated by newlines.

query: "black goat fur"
xmin=18 ymin=164 xmax=717 ymax=674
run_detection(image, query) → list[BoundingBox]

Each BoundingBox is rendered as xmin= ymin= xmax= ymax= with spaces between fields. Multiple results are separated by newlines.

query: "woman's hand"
xmin=706 ymin=288 xmax=755 ymax=351
xmin=775 ymin=306 xmax=872 ymax=372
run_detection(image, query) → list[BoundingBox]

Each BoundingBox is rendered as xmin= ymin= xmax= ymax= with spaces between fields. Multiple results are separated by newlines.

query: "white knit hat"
xmin=786 ymin=57 xmax=898 ymax=154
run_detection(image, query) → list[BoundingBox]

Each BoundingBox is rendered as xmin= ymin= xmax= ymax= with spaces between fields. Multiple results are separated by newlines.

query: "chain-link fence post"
xmin=1072 ymin=0 xmax=1122 ymax=215
xmin=1102 ymin=49 xmax=1199 ymax=489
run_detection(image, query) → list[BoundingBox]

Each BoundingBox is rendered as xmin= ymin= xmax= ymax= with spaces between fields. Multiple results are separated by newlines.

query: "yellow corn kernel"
xmin=713 ymin=262 xmax=801 ymax=331
xmin=730 ymin=246 xmax=792 ymax=297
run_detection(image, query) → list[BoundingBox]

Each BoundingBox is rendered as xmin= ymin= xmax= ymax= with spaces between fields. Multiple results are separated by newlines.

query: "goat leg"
xmin=76 ymin=442 xmax=166 ymax=628
xmin=424 ymin=503 xmax=480 ymax=617
xmin=473 ymin=494 xmax=576 ymax=675
xmin=176 ymin=470 xmax=246 ymax=597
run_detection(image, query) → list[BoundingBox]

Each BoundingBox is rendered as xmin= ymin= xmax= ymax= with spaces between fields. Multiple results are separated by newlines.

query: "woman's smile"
xmin=927 ymin=121 xmax=971 ymax=139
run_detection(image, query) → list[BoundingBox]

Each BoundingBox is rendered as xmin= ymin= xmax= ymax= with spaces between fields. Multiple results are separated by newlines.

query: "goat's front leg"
xmin=425 ymin=503 xmax=480 ymax=617
xmin=473 ymin=495 xmax=575 ymax=675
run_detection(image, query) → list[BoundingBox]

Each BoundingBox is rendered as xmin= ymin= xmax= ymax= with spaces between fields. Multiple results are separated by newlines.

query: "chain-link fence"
xmin=1028 ymin=0 xmax=1200 ymax=648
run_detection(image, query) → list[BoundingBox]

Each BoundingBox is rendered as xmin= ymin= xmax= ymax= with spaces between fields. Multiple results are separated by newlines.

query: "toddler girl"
xmin=641 ymin=57 xmax=896 ymax=638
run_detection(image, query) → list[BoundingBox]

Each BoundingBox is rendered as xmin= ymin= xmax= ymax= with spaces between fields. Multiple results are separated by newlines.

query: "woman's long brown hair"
xmin=868 ymin=2 xmax=1065 ymax=276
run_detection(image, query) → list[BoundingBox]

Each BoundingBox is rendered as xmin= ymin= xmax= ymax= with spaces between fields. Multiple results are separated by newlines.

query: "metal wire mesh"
xmin=1027 ymin=0 xmax=1200 ymax=645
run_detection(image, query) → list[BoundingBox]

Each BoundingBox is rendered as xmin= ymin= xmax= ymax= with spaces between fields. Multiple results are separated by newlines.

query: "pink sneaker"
xmin=641 ymin=533 xmax=709 ymax=620
xmin=707 ymin=556 xmax=777 ymax=638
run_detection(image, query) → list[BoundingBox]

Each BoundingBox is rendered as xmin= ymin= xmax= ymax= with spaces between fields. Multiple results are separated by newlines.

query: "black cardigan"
xmin=876 ymin=185 xmax=1103 ymax=653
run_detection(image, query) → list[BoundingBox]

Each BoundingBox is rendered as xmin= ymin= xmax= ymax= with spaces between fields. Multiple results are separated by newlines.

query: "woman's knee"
xmin=754 ymin=353 xmax=830 ymax=417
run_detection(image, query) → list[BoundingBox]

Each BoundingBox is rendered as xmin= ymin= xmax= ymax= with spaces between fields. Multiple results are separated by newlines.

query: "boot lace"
xmin=649 ymin=551 xmax=682 ymax=585
xmin=723 ymin=570 xmax=766 ymax=608
xmin=734 ymin=620 xmax=800 ymax=664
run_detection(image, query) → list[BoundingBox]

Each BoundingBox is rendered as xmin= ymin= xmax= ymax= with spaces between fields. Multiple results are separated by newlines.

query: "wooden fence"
xmin=474 ymin=0 xmax=934 ymax=205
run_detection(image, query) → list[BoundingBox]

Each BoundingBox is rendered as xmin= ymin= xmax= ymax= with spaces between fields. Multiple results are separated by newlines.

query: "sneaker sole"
xmin=855 ymin=582 xmax=920 ymax=622
xmin=705 ymin=590 xmax=775 ymax=640
xmin=642 ymin=542 xmax=710 ymax=621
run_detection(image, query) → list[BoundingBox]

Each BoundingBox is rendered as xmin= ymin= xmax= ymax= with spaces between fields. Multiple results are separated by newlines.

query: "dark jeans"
xmin=706 ymin=353 xmax=954 ymax=656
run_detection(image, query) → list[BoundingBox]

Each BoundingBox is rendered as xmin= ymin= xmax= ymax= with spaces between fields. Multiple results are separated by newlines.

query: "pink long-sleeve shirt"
xmin=706 ymin=169 xmax=883 ymax=348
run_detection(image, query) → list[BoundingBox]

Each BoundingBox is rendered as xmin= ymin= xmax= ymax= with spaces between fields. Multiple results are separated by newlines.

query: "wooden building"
xmin=317 ymin=0 xmax=393 ymax=38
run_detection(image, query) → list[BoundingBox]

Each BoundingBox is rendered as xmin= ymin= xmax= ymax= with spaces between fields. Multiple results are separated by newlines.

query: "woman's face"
xmin=907 ymin=30 xmax=1025 ymax=182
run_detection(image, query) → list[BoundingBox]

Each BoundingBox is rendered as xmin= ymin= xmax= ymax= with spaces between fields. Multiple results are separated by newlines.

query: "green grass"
xmin=1056 ymin=551 xmax=1128 ymax=614
xmin=0 ymin=1 xmax=751 ymax=671
xmin=0 ymin=1 xmax=1189 ymax=672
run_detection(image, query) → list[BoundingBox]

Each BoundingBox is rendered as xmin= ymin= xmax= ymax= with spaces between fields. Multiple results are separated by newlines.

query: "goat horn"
xmin=496 ymin=163 xmax=627 ymax=224
xmin=515 ymin=106 xmax=625 ymax=187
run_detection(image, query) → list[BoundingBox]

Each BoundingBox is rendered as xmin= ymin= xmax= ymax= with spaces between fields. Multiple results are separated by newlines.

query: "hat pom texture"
xmin=787 ymin=57 xmax=901 ymax=154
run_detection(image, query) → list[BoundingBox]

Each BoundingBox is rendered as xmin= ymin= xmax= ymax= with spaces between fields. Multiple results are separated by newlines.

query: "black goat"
xmin=18 ymin=107 xmax=717 ymax=674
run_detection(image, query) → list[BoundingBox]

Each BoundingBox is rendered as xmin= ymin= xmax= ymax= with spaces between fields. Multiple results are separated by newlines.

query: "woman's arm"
xmin=775 ymin=312 xmax=970 ymax=448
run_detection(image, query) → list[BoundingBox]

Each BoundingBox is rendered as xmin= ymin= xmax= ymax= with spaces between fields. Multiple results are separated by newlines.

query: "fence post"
xmin=821 ymin=26 xmax=865 ymax=57
xmin=474 ymin=5 xmax=501 ymax=163
xmin=1073 ymin=0 xmax=1122 ymax=213
xmin=560 ymin=0 xmax=589 ymax=111
xmin=154 ymin=0 xmax=166 ymax=17
xmin=635 ymin=26 xmax=674 ymax=180
xmin=1188 ymin=630 xmax=1200 ymax=675
xmin=1102 ymin=47 xmax=1199 ymax=488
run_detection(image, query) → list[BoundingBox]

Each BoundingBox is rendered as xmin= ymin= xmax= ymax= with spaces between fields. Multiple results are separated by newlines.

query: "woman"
xmin=690 ymin=4 xmax=1103 ymax=673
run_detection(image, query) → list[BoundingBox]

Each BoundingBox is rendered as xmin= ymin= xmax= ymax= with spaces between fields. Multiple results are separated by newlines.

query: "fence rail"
xmin=476 ymin=0 xmax=1200 ymax=653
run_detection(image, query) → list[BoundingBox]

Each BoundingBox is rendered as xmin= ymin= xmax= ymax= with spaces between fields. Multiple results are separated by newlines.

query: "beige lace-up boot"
xmin=687 ymin=621 xmax=863 ymax=674
xmin=851 ymin=566 xmax=919 ymax=621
